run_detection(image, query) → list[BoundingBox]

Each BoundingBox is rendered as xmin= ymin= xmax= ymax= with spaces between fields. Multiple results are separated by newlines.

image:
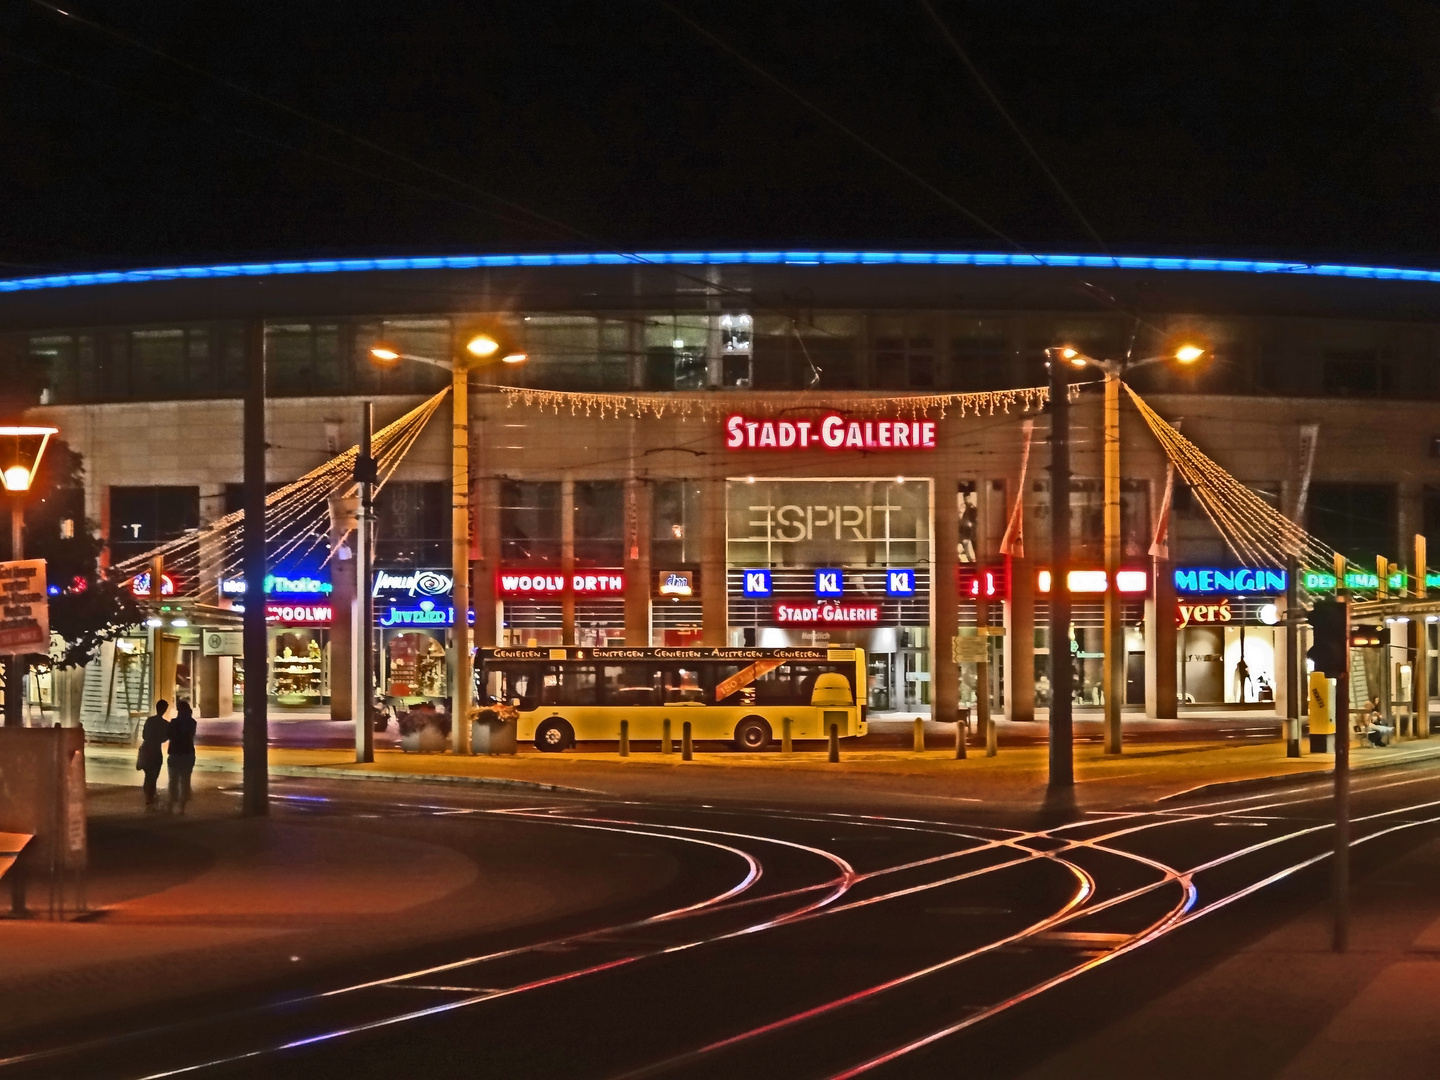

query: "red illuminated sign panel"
xmin=726 ymin=414 xmax=936 ymax=451
xmin=266 ymin=602 xmax=332 ymax=625
xmin=957 ymin=564 xmax=1009 ymax=599
xmin=773 ymin=601 xmax=882 ymax=626
xmin=498 ymin=570 xmax=627 ymax=597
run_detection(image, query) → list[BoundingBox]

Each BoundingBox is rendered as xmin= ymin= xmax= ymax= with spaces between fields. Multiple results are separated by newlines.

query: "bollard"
xmin=619 ymin=719 xmax=629 ymax=757
xmin=913 ymin=716 xmax=926 ymax=753
xmin=956 ymin=712 xmax=968 ymax=759
xmin=782 ymin=715 xmax=793 ymax=755
xmin=828 ymin=723 xmax=840 ymax=763
xmin=986 ymin=712 xmax=997 ymax=758
xmin=662 ymin=717 xmax=672 ymax=755
xmin=682 ymin=720 xmax=693 ymax=760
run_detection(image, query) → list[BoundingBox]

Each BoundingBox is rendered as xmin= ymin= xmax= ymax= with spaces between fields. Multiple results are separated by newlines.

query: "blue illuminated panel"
xmin=8 ymin=251 xmax=1440 ymax=294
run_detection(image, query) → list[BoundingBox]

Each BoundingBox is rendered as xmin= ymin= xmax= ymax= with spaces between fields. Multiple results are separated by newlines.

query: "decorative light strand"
xmin=486 ymin=383 xmax=1073 ymax=421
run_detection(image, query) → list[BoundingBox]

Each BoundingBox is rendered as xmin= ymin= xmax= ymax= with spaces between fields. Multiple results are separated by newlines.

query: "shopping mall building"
xmin=4 ymin=250 xmax=1439 ymax=730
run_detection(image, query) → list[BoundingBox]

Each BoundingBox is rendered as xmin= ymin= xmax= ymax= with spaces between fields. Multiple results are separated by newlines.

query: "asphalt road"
xmin=5 ymin=758 xmax=1440 ymax=1080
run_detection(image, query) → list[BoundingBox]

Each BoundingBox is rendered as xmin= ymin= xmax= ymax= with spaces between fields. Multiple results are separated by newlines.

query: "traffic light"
xmin=1350 ymin=624 xmax=1384 ymax=648
xmin=1307 ymin=600 xmax=1349 ymax=675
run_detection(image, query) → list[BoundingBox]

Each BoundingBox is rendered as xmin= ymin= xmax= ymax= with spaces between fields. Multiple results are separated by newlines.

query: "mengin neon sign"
xmin=1174 ymin=567 xmax=1286 ymax=595
xmin=725 ymin=414 xmax=936 ymax=451
xmin=773 ymin=601 xmax=882 ymax=625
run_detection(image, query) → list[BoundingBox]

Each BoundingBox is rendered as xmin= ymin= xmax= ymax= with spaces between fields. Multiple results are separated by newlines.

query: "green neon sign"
xmin=1303 ymin=569 xmax=1438 ymax=592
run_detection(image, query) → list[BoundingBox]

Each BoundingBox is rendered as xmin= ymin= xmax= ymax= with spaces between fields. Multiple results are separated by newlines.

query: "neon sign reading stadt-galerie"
xmin=726 ymin=414 xmax=937 ymax=451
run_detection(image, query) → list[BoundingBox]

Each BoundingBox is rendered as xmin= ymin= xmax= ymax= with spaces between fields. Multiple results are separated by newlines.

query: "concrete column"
xmin=701 ymin=478 xmax=727 ymax=646
xmin=625 ymin=479 xmax=652 ymax=646
xmin=472 ymin=476 xmax=501 ymax=649
xmin=1145 ymin=556 xmax=1178 ymax=718
xmin=1005 ymin=556 xmax=1035 ymax=721
xmin=933 ymin=473 xmax=960 ymax=725
xmin=328 ymin=539 xmax=354 ymax=722
xmin=198 ymin=654 xmax=233 ymax=718
xmin=561 ymin=476 xmax=576 ymax=645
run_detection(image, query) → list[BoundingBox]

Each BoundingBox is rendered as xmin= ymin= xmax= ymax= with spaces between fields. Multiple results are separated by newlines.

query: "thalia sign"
xmin=726 ymin=413 xmax=936 ymax=451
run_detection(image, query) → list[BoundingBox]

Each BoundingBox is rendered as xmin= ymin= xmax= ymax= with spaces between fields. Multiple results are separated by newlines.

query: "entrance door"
xmin=1126 ymin=651 xmax=1145 ymax=705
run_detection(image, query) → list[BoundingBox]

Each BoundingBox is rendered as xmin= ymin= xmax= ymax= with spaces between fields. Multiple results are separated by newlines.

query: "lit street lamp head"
xmin=1175 ymin=344 xmax=1205 ymax=363
xmin=368 ymin=344 xmax=401 ymax=365
xmin=0 ymin=425 xmax=59 ymax=493
xmin=465 ymin=334 xmax=500 ymax=358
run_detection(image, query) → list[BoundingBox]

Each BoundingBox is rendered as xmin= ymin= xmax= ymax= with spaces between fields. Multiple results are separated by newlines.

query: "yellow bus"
xmin=477 ymin=646 xmax=867 ymax=752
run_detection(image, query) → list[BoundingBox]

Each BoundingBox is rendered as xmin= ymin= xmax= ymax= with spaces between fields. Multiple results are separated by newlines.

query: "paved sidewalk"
xmin=85 ymin=736 xmax=1440 ymax=811
xmin=0 ymin=778 xmax=679 ymax=1039
xmin=1018 ymin=834 xmax=1440 ymax=1080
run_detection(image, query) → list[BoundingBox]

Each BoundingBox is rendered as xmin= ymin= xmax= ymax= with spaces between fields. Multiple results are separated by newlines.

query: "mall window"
xmin=720 ymin=313 xmax=753 ymax=388
xmin=373 ymin=481 xmax=448 ymax=565
xmin=645 ymin=314 xmax=708 ymax=390
xmin=752 ymin=315 xmax=859 ymax=390
xmin=269 ymin=324 xmax=342 ymax=395
xmin=1308 ymin=482 xmax=1397 ymax=562
xmin=949 ymin=327 xmax=1011 ymax=390
xmin=130 ymin=327 xmax=214 ymax=397
xmin=520 ymin=315 xmax=631 ymax=390
xmin=29 ymin=333 xmax=98 ymax=404
xmin=872 ymin=315 xmax=937 ymax=390
xmin=1322 ymin=349 xmax=1392 ymax=397
xmin=109 ymin=486 xmax=199 ymax=563
xmin=501 ymin=480 xmax=562 ymax=564
xmin=352 ymin=319 xmax=452 ymax=395
xmin=573 ymin=481 xmax=625 ymax=566
xmin=652 ymin=481 xmax=703 ymax=566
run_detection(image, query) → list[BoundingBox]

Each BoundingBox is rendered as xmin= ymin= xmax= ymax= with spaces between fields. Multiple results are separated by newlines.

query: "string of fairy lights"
xmin=489 ymin=382 xmax=1071 ymax=420
xmin=111 ymin=389 xmax=449 ymax=607
xmin=1123 ymin=384 xmax=1341 ymax=585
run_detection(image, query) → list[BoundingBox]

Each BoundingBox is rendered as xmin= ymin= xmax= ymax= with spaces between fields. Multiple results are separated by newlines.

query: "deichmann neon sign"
xmin=1174 ymin=567 xmax=1286 ymax=594
xmin=726 ymin=414 xmax=937 ymax=451
xmin=1302 ymin=570 xmax=1440 ymax=591
xmin=773 ymin=601 xmax=882 ymax=625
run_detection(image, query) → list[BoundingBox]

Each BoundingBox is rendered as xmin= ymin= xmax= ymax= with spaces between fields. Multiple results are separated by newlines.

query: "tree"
xmin=2 ymin=439 xmax=142 ymax=669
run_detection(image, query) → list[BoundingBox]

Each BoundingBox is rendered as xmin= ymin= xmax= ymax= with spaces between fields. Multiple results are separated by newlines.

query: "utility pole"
xmin=451 ymin=358 xmax=472 ymax=755
xmin=1417 ymin=534 xmax=1430 ymax=738
xmin=1102 ymin=371 xmax=1123 ymax=754
xmin=242 ymin=320 xmax=268 ymax=816
xmin=1285 ymin=554 xmax=1301 ymax=757
xmin=1048 ymin=352 xmax=1074 ymax=789
xmin=353 ymin=402 xmax=375 ymax=763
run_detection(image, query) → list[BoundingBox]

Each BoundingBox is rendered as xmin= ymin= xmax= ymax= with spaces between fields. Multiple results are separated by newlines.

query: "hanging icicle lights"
xmin=489 ymin=383 xmax=1070 ymax=421
xmin=111 ymin=389 xmax=450 ymax=606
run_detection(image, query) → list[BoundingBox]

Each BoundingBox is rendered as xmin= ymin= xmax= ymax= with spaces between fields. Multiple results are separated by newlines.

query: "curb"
xmin=1157 ymin=742 xmax=1440 ymax=803
xmin=84 ymin=750 xmax=595 ymax=796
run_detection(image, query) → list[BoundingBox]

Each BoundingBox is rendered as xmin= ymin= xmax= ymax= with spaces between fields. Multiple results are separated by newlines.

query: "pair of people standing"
xmin=136 ymin=699 xmax=198 ymax=812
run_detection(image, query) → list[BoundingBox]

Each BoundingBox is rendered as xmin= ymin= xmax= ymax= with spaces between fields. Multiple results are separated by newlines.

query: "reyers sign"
xmin=726 ymin=414 xmax=936 ymax=451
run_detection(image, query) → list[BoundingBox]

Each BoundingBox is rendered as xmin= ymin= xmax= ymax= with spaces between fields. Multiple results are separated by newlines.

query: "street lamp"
xmin=1056 ymin=344 xmax=1205 ymax=754
xmin=368 ymin=330 xmax=527 ymax=756
xmin=0 ymin=424 xmax=57 ymax=728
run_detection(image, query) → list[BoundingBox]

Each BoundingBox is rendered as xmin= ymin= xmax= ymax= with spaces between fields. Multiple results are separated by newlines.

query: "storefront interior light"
xmin=145 ymin=617 xmax=163 ymax=628
xmin=1259 ymin=604 xmax=1280 ymax=626
xmin=171 ymin=618 xmax=188 ymax=627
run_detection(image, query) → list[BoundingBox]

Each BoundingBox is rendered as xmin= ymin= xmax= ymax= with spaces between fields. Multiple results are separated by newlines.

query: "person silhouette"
xmin=137 ymin=700 xmax=170 ymax=811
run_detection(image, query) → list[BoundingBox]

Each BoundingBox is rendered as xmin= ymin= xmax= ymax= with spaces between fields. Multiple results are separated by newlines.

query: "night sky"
xmin=5 ymin=1 xmax=1440 ymax=270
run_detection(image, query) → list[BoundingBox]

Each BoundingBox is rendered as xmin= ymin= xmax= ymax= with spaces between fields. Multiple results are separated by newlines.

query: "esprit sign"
xmin=1176 ymin=598 xmax=1233 ymax=628
xmin=498 ymin=571 xmax=626 ymax=597
xmin=773 ymin=601 xmax=882 ymax=626
xmin=726 ymin=414 xmax=937 ymax=451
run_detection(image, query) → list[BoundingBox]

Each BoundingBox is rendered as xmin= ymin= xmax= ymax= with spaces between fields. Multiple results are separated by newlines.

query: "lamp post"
xmin=1054 ymin=345 xmax=1203 ymax=755
xmin=0 ymin=424 xmax=59 ymax=727
xmin=369 ymin=333 xmax=526 ymax=755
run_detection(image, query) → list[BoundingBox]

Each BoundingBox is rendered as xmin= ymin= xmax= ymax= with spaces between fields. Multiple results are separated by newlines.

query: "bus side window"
xmin=664 ymin=666 xmax=703 ymax=703
xmin=565 ymin=665 xmax=599 ymax=706
xmin=502 ymin=667 xmax=538 ymax=710
xmin=604 ymin=665 xmax=660 ymax=706
xmin=540 ymin=666 xmax=563 ymax=706
xmin=710 ymin=664 xmax=749 ymax=705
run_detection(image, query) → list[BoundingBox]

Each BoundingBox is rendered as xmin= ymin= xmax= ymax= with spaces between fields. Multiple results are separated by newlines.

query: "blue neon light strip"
xmin=6 ymin=251 xmax=1440 ymax=294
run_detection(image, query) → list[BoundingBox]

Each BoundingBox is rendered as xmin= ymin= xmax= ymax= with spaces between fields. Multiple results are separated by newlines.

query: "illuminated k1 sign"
xmin=814 ymin=569 xmax=844 ymax=597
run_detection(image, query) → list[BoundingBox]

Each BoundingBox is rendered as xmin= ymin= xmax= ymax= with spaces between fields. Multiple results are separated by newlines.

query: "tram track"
xmin=5 ymin=759 xmax=1440 ymax=1079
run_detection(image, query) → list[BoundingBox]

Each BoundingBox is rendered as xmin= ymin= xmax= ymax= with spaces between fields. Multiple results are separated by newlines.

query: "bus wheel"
xmin=535 ymin=718 xmax=574 ymax=753
xmin=733 ymin=716 xmax=771 ymax=751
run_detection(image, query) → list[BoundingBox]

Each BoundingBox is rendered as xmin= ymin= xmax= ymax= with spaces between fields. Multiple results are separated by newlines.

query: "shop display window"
xmin=386 ymin=631 xmax=447 ymax=699
xmin=270 ymin=629 xmax=327 ymax=705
